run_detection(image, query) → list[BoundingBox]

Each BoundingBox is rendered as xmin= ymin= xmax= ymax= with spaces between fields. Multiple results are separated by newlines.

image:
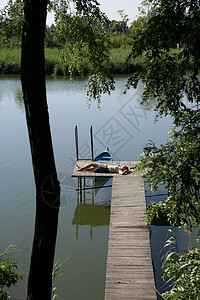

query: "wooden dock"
xmin=72 ymin=161 xmax=157 ymax=299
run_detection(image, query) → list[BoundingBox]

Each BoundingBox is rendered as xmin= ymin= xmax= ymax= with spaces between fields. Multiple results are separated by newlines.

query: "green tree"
xmin=130 ymin=16 xmax=148 ymax=37
xmin=110 ymin=20 xmax=124 ymax=34
xmin=127 ymin=0 xmax=200 ymax=296
xmin=139 ymin=111 xmax=200 ymax=231
xmin=117 ymin=9 xmax=129 ymax=35
xmin=0 ymin=1 xmax=61 ymax=49
xmin=45 ymin=24 xmax=63 ymax=48
xmin=129 ymin=4 xmax=157 ymax=39
xmin=0 ymin=0 xmax=23 ymax=47
xmin=126 ymin=0 xmax=200 ymax=118
xmin=108 ymin=10 xmax=132 ymax=48
xmin=128 ymin=0 xmax=200 ymax=226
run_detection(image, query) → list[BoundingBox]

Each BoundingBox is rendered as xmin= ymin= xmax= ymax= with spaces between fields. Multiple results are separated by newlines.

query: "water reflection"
xmin=72 ymin=178 xmax=111 ymax=240
xmin=0 ymin=75 xmax=22 ymax=104
xmin=15 ymin=90 xmax=24 ymax=109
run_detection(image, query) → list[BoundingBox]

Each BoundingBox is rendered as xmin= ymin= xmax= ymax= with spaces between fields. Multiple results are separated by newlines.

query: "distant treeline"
xmin=0 ymin=6 xmax=147 ymax=49
xmin=0 ymin=5 xmax=187 ymax=76
xmin=0 ymin=4 xmax=149 ymax=75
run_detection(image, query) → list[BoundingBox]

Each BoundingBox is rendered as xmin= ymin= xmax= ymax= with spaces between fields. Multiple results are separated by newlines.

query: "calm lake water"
xmin=0 ymin=75 xmax=195 ymax=299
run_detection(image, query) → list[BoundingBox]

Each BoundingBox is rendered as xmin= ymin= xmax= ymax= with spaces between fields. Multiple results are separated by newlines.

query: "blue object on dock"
xmin=94 ymin=147 xmax=112 ymax=181
xmin=94 ymin=147 xmax=112 ymax=162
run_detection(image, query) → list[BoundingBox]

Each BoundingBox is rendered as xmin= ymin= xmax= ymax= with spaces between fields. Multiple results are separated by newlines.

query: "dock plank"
xmin=104 ymin=174 xmax=157 ymax=299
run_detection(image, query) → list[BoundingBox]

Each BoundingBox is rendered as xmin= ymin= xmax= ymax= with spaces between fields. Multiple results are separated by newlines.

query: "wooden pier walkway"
xmin=72 ymin=161 xmax=157 ymax=299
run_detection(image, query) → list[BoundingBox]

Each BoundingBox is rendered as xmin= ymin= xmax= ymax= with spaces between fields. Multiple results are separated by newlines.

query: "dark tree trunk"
xmin=21 ymin=1 xmax=60 ymax=299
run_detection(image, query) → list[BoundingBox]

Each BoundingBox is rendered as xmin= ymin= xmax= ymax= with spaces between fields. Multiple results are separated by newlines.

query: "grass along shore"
xmin=1 ymin=47 xmax=192 ymax=76
xmin=0 ymin=47 xmax=143 ymax=76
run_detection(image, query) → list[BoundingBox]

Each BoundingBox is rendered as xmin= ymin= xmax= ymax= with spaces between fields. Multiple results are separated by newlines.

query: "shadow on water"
xmin=145 ymin=184 xmax=199 ymax=299
xmin=72 ymin=178 xmax=112 ymax=240
xmin=145 ymin=185 xmax=173 ymax=299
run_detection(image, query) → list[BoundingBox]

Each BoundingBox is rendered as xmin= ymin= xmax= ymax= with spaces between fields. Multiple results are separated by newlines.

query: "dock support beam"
xmin=75 ymin=125 xmax=95 ymax=201
xmin=90 ymin=125 xmax=94 ymax=161
xmin=75 ymin=125 xmax=79 ymax=161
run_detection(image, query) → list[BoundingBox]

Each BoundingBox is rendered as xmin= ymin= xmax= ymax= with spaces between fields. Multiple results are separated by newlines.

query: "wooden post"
xmin=90 ymin=125 xmax=94 ymax=161
xmin=79 ymin=177 xmax=82 ymax=202
xmin=83 ymin=177 xmax=86 ymax=204
xmin=75 ymin=125 xmax=79 ymax=161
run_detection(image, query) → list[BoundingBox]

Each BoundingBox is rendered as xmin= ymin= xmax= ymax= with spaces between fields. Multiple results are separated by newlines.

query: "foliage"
xmin=138 ymin=119 xmax=200 ymax=231
xmin=126 ymin=0 xmax=200 ymax=119
xmin=109 ymin=34 xmax=133 ymax=48
xmin=139 ymin=110 xmax=200 ymax=231
xmin=109 ymin=11 xmax=134 ymax=48
xmin=0 ymin=245 xmax=23 ymax=299
xmin=160 ymin=230 xmax=200 ymax=299
xmin=52 ymin=0 xmax=115 ymax=104
xmin=130 ymin=1 xmax=200 ymax=296
xmin=130 ymin=16 xmax=148 ymax=38
xmin=145 ymin=200 xmax=171 ymax=226
xmin=0 ymin=1 xmax=63 ymax=49
xmin=52 ymin=258 xmax=69 ymax=300
xmin=85 ymin=72 xmax=115 ymax=107
xmin=0 ymin=0 xmax=155 ymax=80
xmin=0 ymin=0 xmax=147 ymax=52
xmin=0 ymin=0 xmax=23 ymax=47
xmin=131 ymin=0 xmax=200 ymax=229
xmin=116 ymin=9 xmax=129 ymax=35
xmin=45 ymin=25 xmax=63 ymax=48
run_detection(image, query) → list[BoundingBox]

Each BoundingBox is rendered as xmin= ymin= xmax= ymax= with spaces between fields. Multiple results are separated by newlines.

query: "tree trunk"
xmin=21 ymin=1 xmax=60 ymax=299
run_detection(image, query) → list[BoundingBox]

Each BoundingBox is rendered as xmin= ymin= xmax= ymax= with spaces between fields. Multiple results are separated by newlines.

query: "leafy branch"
xmin=0 ymin=245 xmax=23 ymax=299
xmin=160 ymin=230 xmax=200 ymax=299
xmin=54 ymin=0 xmax=115 ymax=105
xmin=137 ymin=109 xmax=200 ymax=231
xmin=52 ymin=257 xmax=70 ymax=300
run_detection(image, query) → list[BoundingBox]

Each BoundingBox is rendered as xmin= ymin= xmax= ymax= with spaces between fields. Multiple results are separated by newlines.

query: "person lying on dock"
xmin=76 ymin=162 xmax=129 ymax=175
